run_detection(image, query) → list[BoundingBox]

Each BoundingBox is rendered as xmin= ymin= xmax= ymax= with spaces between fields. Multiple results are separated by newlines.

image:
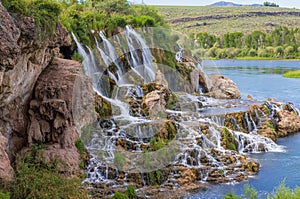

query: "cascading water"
xmin=97 ymin=31 xmax=123 ymax=80
xmin=175 ymin=43 xmax=184 ymax=63
xmin=125 ymin=26 xmax=156 ymax=83
xmin=72 ymin=27 xmax=289 ymax=198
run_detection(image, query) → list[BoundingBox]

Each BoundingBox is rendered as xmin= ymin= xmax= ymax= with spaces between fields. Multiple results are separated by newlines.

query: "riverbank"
xmin=283 ymin=69 xmax=300 ymax=78
xmin=202 ymin=57 xmax=300 ymax=61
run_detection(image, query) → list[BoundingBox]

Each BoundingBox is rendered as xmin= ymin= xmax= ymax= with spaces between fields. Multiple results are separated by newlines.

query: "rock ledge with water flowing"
xmin=72 ymin=25 xmax=300 ymax=199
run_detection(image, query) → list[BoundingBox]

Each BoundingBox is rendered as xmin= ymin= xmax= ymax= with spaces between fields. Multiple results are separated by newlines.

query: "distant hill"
xmin=210 ymin=1 xmax=261 ymax=7
xmin=156 ymin=5 xmax=300 ymax=36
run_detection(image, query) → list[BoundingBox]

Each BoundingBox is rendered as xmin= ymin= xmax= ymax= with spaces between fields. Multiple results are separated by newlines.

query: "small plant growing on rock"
xmin=112 ymin=192 xmax=129 ymax=199
xmin=222 ymin=128 xmax=238 ymax=152
xmin=75 ymin=139 xmax=86 ymax=169
xmin=267 ymin=123 xmax=275 ymax=131
xmin=150 ymin=138 xmax=165 ymax=151
xmin=112 ymin=185 xmax=137 ymax=199
xmin=126 ymin=185 xmax=137 ymax=199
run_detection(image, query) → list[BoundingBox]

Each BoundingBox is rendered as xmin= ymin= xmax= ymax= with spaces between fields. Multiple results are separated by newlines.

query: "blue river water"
xmin=188 ymin=60 xmax=300 ymax=199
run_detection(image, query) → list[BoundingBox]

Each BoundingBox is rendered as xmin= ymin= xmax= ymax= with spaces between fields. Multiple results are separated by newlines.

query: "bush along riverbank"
xmin=191 ymin=26 xmax=300 ymax=59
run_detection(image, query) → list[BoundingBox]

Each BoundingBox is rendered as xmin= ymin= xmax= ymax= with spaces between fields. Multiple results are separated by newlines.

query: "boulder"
xmin=178 ymin=169 xmax=197 ymax=185
xmin=190 ymin=68 xmax=209 ymax=93
xmin=207 ymin=75 xmax=241 ymax=99
xmin=277 ymin=107 xmax=300 ymax=137
xmin=142 ymin=70 xmax=170 ymax=119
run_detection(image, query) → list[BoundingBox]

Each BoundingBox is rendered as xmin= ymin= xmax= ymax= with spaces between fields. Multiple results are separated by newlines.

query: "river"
xmin=188 ymin=59 xmax=300 ymax=199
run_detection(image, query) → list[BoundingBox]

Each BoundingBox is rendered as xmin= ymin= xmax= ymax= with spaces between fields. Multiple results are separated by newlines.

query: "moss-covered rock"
xmin=95 ymin=94 xmax=112 ymax=119
xmin=222 ymin=128 xmax=238 ymax=152
xmin=167 ymin=92 xmax=179 ymax=110
xmin=224 ymin=112 xmax=248 ymax=133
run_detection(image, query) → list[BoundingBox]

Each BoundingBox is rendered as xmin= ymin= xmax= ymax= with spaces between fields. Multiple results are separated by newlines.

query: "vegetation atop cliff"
xmin=2 ymin=0 xmax=61 ymax=36
xmin=2 ymin=0 xmax=166 ymax=46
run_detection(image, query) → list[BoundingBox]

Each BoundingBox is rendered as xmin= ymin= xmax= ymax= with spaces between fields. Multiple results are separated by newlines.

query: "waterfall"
xmin=175 ymin=43 xmax=184 ymax=63
xmin=72 ymin=28 xmax=288 ymax=194
xmin=97 ymin=31 xmax=123 ymax=79
xmin=125 ymin=25 xmax=156 ymax=83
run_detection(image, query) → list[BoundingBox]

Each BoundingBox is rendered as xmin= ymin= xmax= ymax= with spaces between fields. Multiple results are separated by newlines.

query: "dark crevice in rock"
xmin=60 ymin=45 xmax=73 ymax=59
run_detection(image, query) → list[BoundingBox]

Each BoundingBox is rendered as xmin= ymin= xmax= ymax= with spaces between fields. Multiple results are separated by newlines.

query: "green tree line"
xmin=193 ymin=26 xmax=300 ymax=59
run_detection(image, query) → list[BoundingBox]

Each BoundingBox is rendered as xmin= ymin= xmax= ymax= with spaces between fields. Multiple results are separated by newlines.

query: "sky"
xmin=132 ymin=0 xmax=300 ymax=8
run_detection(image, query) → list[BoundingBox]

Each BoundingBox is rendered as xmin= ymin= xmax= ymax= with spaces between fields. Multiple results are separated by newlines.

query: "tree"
xmin=263 ymin=1 xmax=279 ymax=7
xmin=196 ymin=32 xmax=217 ymax=49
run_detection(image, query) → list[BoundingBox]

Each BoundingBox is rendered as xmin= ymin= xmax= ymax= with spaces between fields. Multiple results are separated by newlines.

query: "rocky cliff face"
xmin=0 ymin=3 xmax=94 ymax=180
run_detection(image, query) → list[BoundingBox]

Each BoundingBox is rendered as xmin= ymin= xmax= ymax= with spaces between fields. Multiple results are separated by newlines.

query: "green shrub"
xmin=207 ymin=47 xmax=217 ymax=57
xmin=248 ymin=49 xmax=257 ymax=57
xmin=267 ymin=183 xmax=300 ymax=198
xmin=75 ymin=139 xmax=85 ymax=155
xmin=2 ymin=0 xmax=27 ymax=14
xmin=133 ymin=15 xmax=155 ymax=27
xmin=72 ymin=51 xmax=84 ymax=62
xmin=223 ymin=182 xmax=300 ymax=199
xmin=133 ymin=5 xmax=166 ymax=27
xmin=106 ymin=15 xmax=128 ymax=30
xmin=257 ymin=48 xmax=268 ymax=57
xmin=126 ymin=185 xmax=137 ymax=199
xmin=244 ymin=184 xmax=257 ymax=199
xmin=223 ymin=192 xmax=242 ymax=199
xmin=75 ymin=139 xmax=86 ymax=169
xmin=216 ymin=48 xmax=226 ymax=58
xmin=58 ymin=1 xmax=166 ymax=46
xmin=275 ymin=46 xmax=284 ymax=57
xmin=11 ymin=151 xmax=88 ymax=199
xmin=0 ymin=191 xmax=10 ymax=199
xmin=150 ymin=138 xmax=165 ymax=151
xmin=112 ymin=192 xmax=129 ymax=199
xmin=3 ymin=0 xmax=61 ymax=37
xmin=267 ymin=123 xmax=275 ymax=130
xmin=284 ymin=46 xmax=295 ymax=58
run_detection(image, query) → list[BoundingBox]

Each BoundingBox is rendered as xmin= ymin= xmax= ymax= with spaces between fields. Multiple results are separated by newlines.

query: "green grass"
xmin=8 ymin=145 xmax=88 ymax=199
xmin=235 ymin=56 xmax=281 ymax=60
xmin=156 ymin=6 xmax=300 ymax=36
xmin=283 ymin=70 xmax=300 ymax=78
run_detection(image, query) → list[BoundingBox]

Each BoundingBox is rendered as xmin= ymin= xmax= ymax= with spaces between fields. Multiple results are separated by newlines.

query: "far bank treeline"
xmin=2 ymin=0 xmax=166 ymax=46
xmin=192 ymin=27 xmax=300 ymax=59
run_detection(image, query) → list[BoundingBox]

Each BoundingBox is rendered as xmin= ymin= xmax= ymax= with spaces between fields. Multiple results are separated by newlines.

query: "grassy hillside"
xmin=156 ymin=6 xmax=300 ymax=36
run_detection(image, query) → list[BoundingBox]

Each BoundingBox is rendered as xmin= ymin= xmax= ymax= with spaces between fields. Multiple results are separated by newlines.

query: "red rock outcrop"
xmin=0 ymin=3 xmax=94 ymax=180
xmin=27 ymin=58 xmax=95 ymax=174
